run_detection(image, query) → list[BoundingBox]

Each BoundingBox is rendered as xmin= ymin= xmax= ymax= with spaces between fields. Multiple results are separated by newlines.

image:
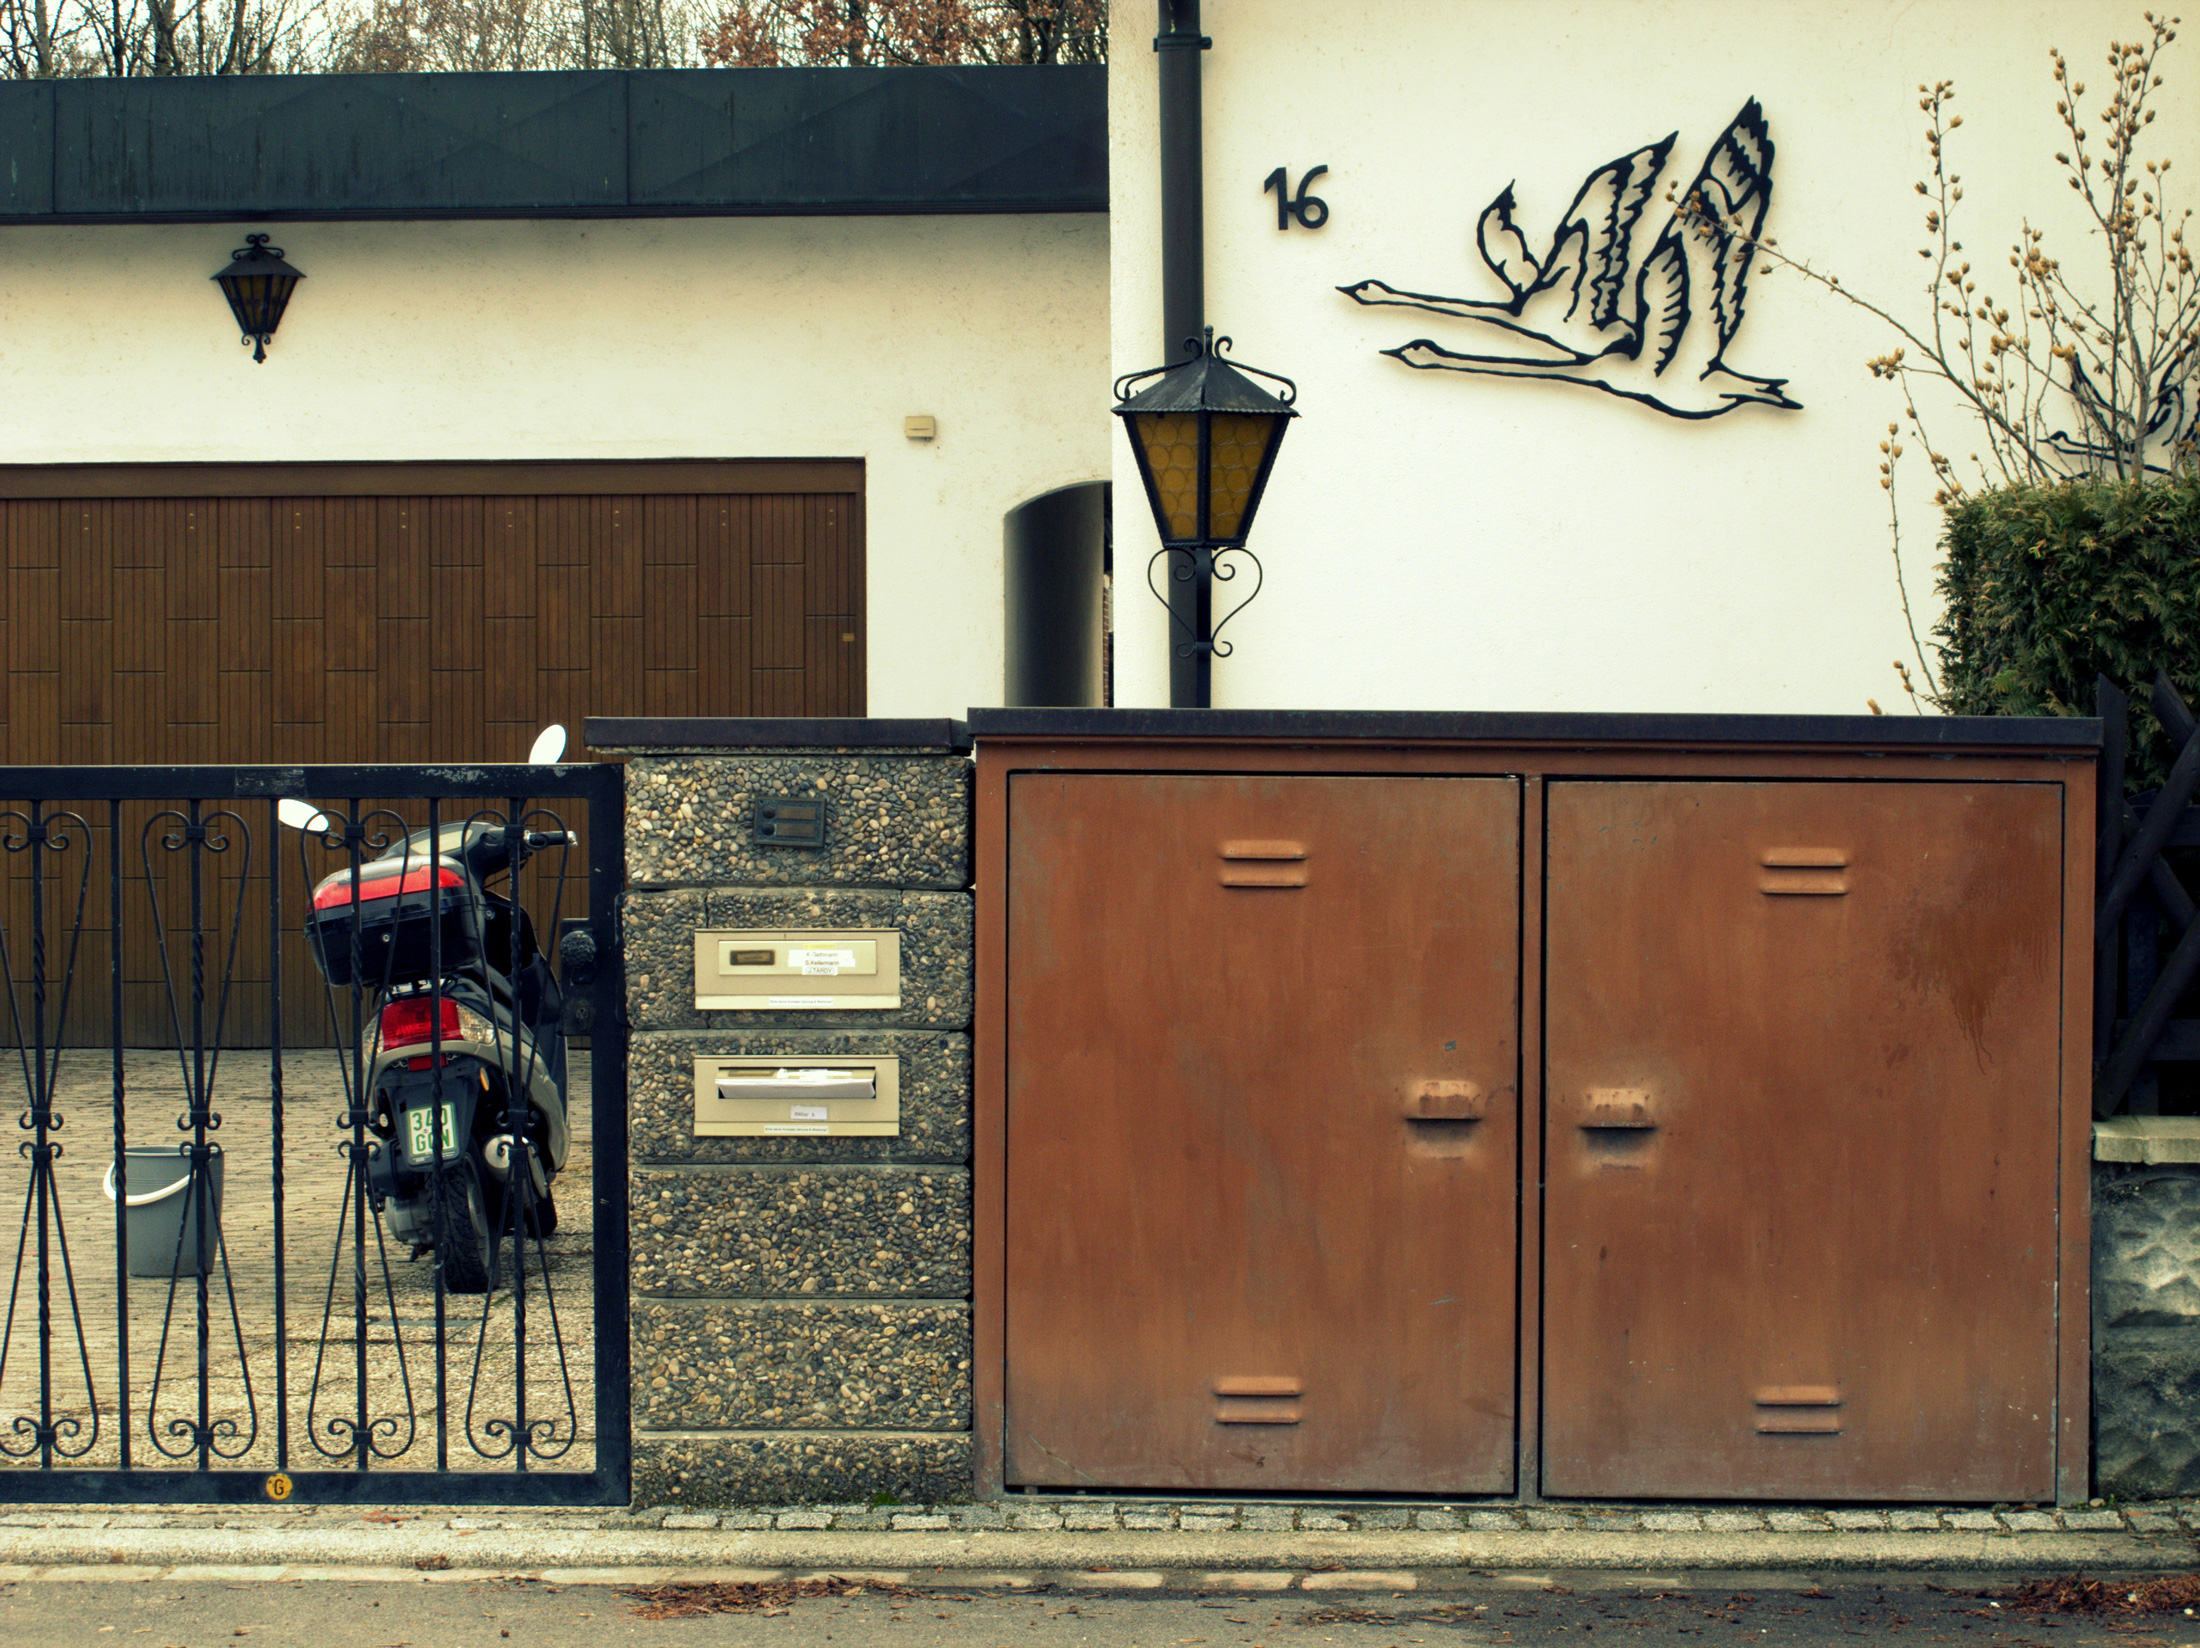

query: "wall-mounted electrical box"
xmin=694 ymin=929 xmax=902 ymax=1011
xmin=692 ymin=1055 xmax=902 ymax=1136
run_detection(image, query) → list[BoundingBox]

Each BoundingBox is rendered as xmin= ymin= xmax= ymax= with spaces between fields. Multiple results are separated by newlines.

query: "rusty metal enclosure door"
xmin=1004 ymin=774 xmax=1520 ymax=1494
xmin=1541 ymin=780 xmax=2063 ymax=1502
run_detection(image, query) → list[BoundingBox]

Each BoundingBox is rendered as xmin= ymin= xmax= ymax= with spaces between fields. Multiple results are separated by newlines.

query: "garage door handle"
xmin=1580 ymin=1088 xmax=1655 ymax=1129
xmin=1404 ymin=1080 xmax=1485 ymax=1121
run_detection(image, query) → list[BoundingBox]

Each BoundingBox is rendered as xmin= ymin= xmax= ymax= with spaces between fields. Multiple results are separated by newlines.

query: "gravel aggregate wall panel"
xmin=625 ymin=887 xmax=710 ymax=1030
xmin=634 ymin=1299 xmax=971 ymax=1431
xmin=624 ymin=887 xmax=972 ymax=1031
xmin=631 ymin=1029 xmax=971 ymax=1165
xmin=634 ymin=1165 xmax=971 ymax=1296
xmin=625 ymin=754 xmax=971 ymax=890
xmin=634 ymin=1429 xmax=972 ymax=1508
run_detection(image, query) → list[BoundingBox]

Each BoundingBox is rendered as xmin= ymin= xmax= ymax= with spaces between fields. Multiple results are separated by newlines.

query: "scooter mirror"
xmin=527 ymin=724 xmax=568 ymax=766
xmin=276 ymin=799 xmax=330 ymax=834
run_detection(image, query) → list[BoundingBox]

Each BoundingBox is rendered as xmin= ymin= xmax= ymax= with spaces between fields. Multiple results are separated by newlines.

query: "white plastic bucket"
xmin=102 ymin=1147 xmax=224 ymax=1278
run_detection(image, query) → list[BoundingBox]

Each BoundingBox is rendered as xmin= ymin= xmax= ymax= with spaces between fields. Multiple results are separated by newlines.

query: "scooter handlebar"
xmin=522 ymin=830 xmax=577 ymax=851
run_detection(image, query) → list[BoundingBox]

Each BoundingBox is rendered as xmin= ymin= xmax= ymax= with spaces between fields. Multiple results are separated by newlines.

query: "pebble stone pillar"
xmin=2092 ymin=1119 xmax=2200 ymax=1498
xmin=590 ymin=718 xmax=974 ymax=1507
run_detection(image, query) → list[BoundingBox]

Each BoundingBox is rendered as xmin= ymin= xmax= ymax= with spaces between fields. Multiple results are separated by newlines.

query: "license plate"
xmin=405 ymin=1102 xmax=459 ymax=1160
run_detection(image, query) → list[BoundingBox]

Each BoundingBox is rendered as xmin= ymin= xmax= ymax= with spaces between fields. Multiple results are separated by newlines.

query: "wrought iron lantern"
xmin=211 ymin=234 xmax=305 ymax=363
xmin=1112 ymin=328 xmax=1297 ymax=707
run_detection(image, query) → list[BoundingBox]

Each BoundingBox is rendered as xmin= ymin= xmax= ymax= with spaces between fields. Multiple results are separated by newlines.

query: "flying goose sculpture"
xmin=1341 ymin=101 xmax=1801 ymax=420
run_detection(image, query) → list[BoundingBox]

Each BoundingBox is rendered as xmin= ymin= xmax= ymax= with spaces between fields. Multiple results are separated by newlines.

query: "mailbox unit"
xmin=692 ymin=1055 xmax=903 ymax=1137
xmin=694 ymin=928 xmax=902 ymax=1011
xmin=970 ymin=709 xmax=2099 ymax=1506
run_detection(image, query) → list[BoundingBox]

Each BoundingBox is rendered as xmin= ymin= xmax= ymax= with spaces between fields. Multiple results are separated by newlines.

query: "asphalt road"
xmin=2 ymin=1573 xmax=2194 ymax=1648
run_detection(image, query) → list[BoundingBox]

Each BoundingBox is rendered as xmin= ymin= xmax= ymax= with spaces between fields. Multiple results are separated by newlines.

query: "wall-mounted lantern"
xmin=1112 ymin=327 xmax=1297 ymax=708
xmin=211 ymin=234 xmax=305 ymax=363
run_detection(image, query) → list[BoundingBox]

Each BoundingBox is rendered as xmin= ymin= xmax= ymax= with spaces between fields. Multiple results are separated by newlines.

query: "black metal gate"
xmin=0 ymin=762 xmax=627 ymax=1504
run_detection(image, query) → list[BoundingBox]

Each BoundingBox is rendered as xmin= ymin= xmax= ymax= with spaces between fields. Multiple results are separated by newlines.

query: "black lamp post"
xmin=212 ymin=234 xmax=305 ymax=363
xmin=1112 ymin=328 xmax=1298 ymax=708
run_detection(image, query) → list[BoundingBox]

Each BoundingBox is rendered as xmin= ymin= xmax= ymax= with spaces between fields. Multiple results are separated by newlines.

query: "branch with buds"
xmin=1672 ymin=14 xmax=2197 ymax=709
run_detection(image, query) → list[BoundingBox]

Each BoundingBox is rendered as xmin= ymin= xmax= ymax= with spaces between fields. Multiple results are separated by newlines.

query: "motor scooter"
xmin=277 ymin=726 xmax=596 ymax=1293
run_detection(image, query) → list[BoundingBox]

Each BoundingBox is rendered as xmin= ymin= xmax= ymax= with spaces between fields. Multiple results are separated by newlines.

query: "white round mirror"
xmin=527 ymin=724 xmax=568 ymax=766
xmin=276 ymin=798 xmax=329 ymax=833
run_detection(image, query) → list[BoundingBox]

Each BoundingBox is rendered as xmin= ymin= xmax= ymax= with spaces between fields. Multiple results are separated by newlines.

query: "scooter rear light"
xmin=311 ymin=863 xmax=463 ymax=911
xmin=378 ymin=995 xmax=462 ymax=1050
xmin=371 ymin=995 xmax=501 ymax=1059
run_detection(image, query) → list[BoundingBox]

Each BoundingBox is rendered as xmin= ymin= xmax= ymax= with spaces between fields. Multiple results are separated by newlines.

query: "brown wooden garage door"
xmin=0 ymin=459 xmax=865 ymax=766
xmin=0 ymin=460 xmax=861 ymax=1046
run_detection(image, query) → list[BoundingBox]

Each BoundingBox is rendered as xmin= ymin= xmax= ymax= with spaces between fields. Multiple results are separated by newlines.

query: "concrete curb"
xmin=0 ymin=1524 xmax=2192 ymax=1575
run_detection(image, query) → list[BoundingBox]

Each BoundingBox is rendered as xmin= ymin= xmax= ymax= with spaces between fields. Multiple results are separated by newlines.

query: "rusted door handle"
xmin=1218 ymin=839 xmax=1309 ymax=888
xmin=1404 ymin=1080 xmax=1486 ymax=1121
xmin=1580 ymin=1088 xmax=1655 ymax=1129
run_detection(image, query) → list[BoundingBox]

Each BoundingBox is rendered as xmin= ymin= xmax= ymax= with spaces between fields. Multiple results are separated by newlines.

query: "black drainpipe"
xmin=1156 ymin=0 xmax=1208 ymax=708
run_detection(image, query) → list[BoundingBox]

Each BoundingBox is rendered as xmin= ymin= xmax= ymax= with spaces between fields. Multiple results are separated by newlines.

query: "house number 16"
xmin=1263 ymin=165 xmax=1329 ymax=230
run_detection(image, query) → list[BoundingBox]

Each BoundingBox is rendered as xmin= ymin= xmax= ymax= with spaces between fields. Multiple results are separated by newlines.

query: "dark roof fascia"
xmin=0 ymin=65 xmax=1105 ymax=225
xmin=962 ymin=707 xmax=2104 ymax=752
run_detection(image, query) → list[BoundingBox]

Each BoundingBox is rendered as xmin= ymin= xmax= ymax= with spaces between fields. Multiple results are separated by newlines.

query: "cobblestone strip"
xmin=1 ymin=1499 xmax=2196 ymax=1535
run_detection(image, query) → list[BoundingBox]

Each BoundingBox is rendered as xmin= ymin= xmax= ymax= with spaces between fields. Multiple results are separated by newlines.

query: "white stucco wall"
xmin=1110 ymin=0 xmax=2200 ymax=713
xmin=0 ymin=212 xmax=1111 ymax=719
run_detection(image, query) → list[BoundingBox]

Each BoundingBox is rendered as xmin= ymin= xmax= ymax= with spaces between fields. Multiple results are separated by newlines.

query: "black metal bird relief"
xmin=1342 ymin=100 xmax=1801 ymax=419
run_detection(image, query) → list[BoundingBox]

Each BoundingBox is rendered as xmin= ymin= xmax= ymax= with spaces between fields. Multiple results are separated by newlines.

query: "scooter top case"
xmin=305 ymin=847 xmax=484 ymax=989
xmin=303 ymin=821 xmax=566 ymax=989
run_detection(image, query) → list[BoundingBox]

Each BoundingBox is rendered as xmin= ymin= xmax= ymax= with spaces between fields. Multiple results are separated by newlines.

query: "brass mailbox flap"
xmin=694 ymin=1056 xmax=900 ymax=1137
xmin=695 ymin=929 xmax=901 ymax=1011
xmin=717 ymin=1069 xmax=877 ymax=1103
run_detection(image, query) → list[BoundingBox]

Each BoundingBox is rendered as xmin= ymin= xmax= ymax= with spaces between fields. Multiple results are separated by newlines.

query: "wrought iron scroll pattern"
xmin=464 ymin=804 xmax=579 ymax=1466
xmin=0 ymin=760 xmax=624 ymax=1505
xmin=139 ymin=805 xmax=259 ymax=1463
xmin=1147 ymin=544 xmax=1263 ymax=660
xmin=0 ymin=806 xmax=99 ymax=1463
xmin=298 ymin=807 xmax=420 ymax=1466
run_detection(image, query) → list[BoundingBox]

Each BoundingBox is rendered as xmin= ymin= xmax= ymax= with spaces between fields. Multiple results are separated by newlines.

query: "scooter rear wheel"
xmin=524 ymin=1190 xmax=558 ymax=1240
xmin=434 ymin=1162 xmax=500 ymax=1295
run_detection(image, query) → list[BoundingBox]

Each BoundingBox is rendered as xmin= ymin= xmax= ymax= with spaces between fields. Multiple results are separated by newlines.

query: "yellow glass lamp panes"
xmin=1130 ymin=411 xmax=1203 ymax=541
xmin=1112 ymin=330 xmax=1298 ymax=548
xmin=1206 ymin=412 xmax=1285 ymax=542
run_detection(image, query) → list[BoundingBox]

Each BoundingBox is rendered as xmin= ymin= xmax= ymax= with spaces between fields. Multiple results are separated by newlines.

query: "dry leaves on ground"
xmin=624 ymin=1575 xmax=922 ymax=1620
xmin=2012 ymin=1575 xmax=2200 ymax=1617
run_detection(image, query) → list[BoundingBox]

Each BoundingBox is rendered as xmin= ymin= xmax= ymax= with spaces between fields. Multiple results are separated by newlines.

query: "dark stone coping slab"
xmin=591 ymin=717 xmax=970 ymax=751
xmin=963 ymin=708 xmax=2104 ymax=751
